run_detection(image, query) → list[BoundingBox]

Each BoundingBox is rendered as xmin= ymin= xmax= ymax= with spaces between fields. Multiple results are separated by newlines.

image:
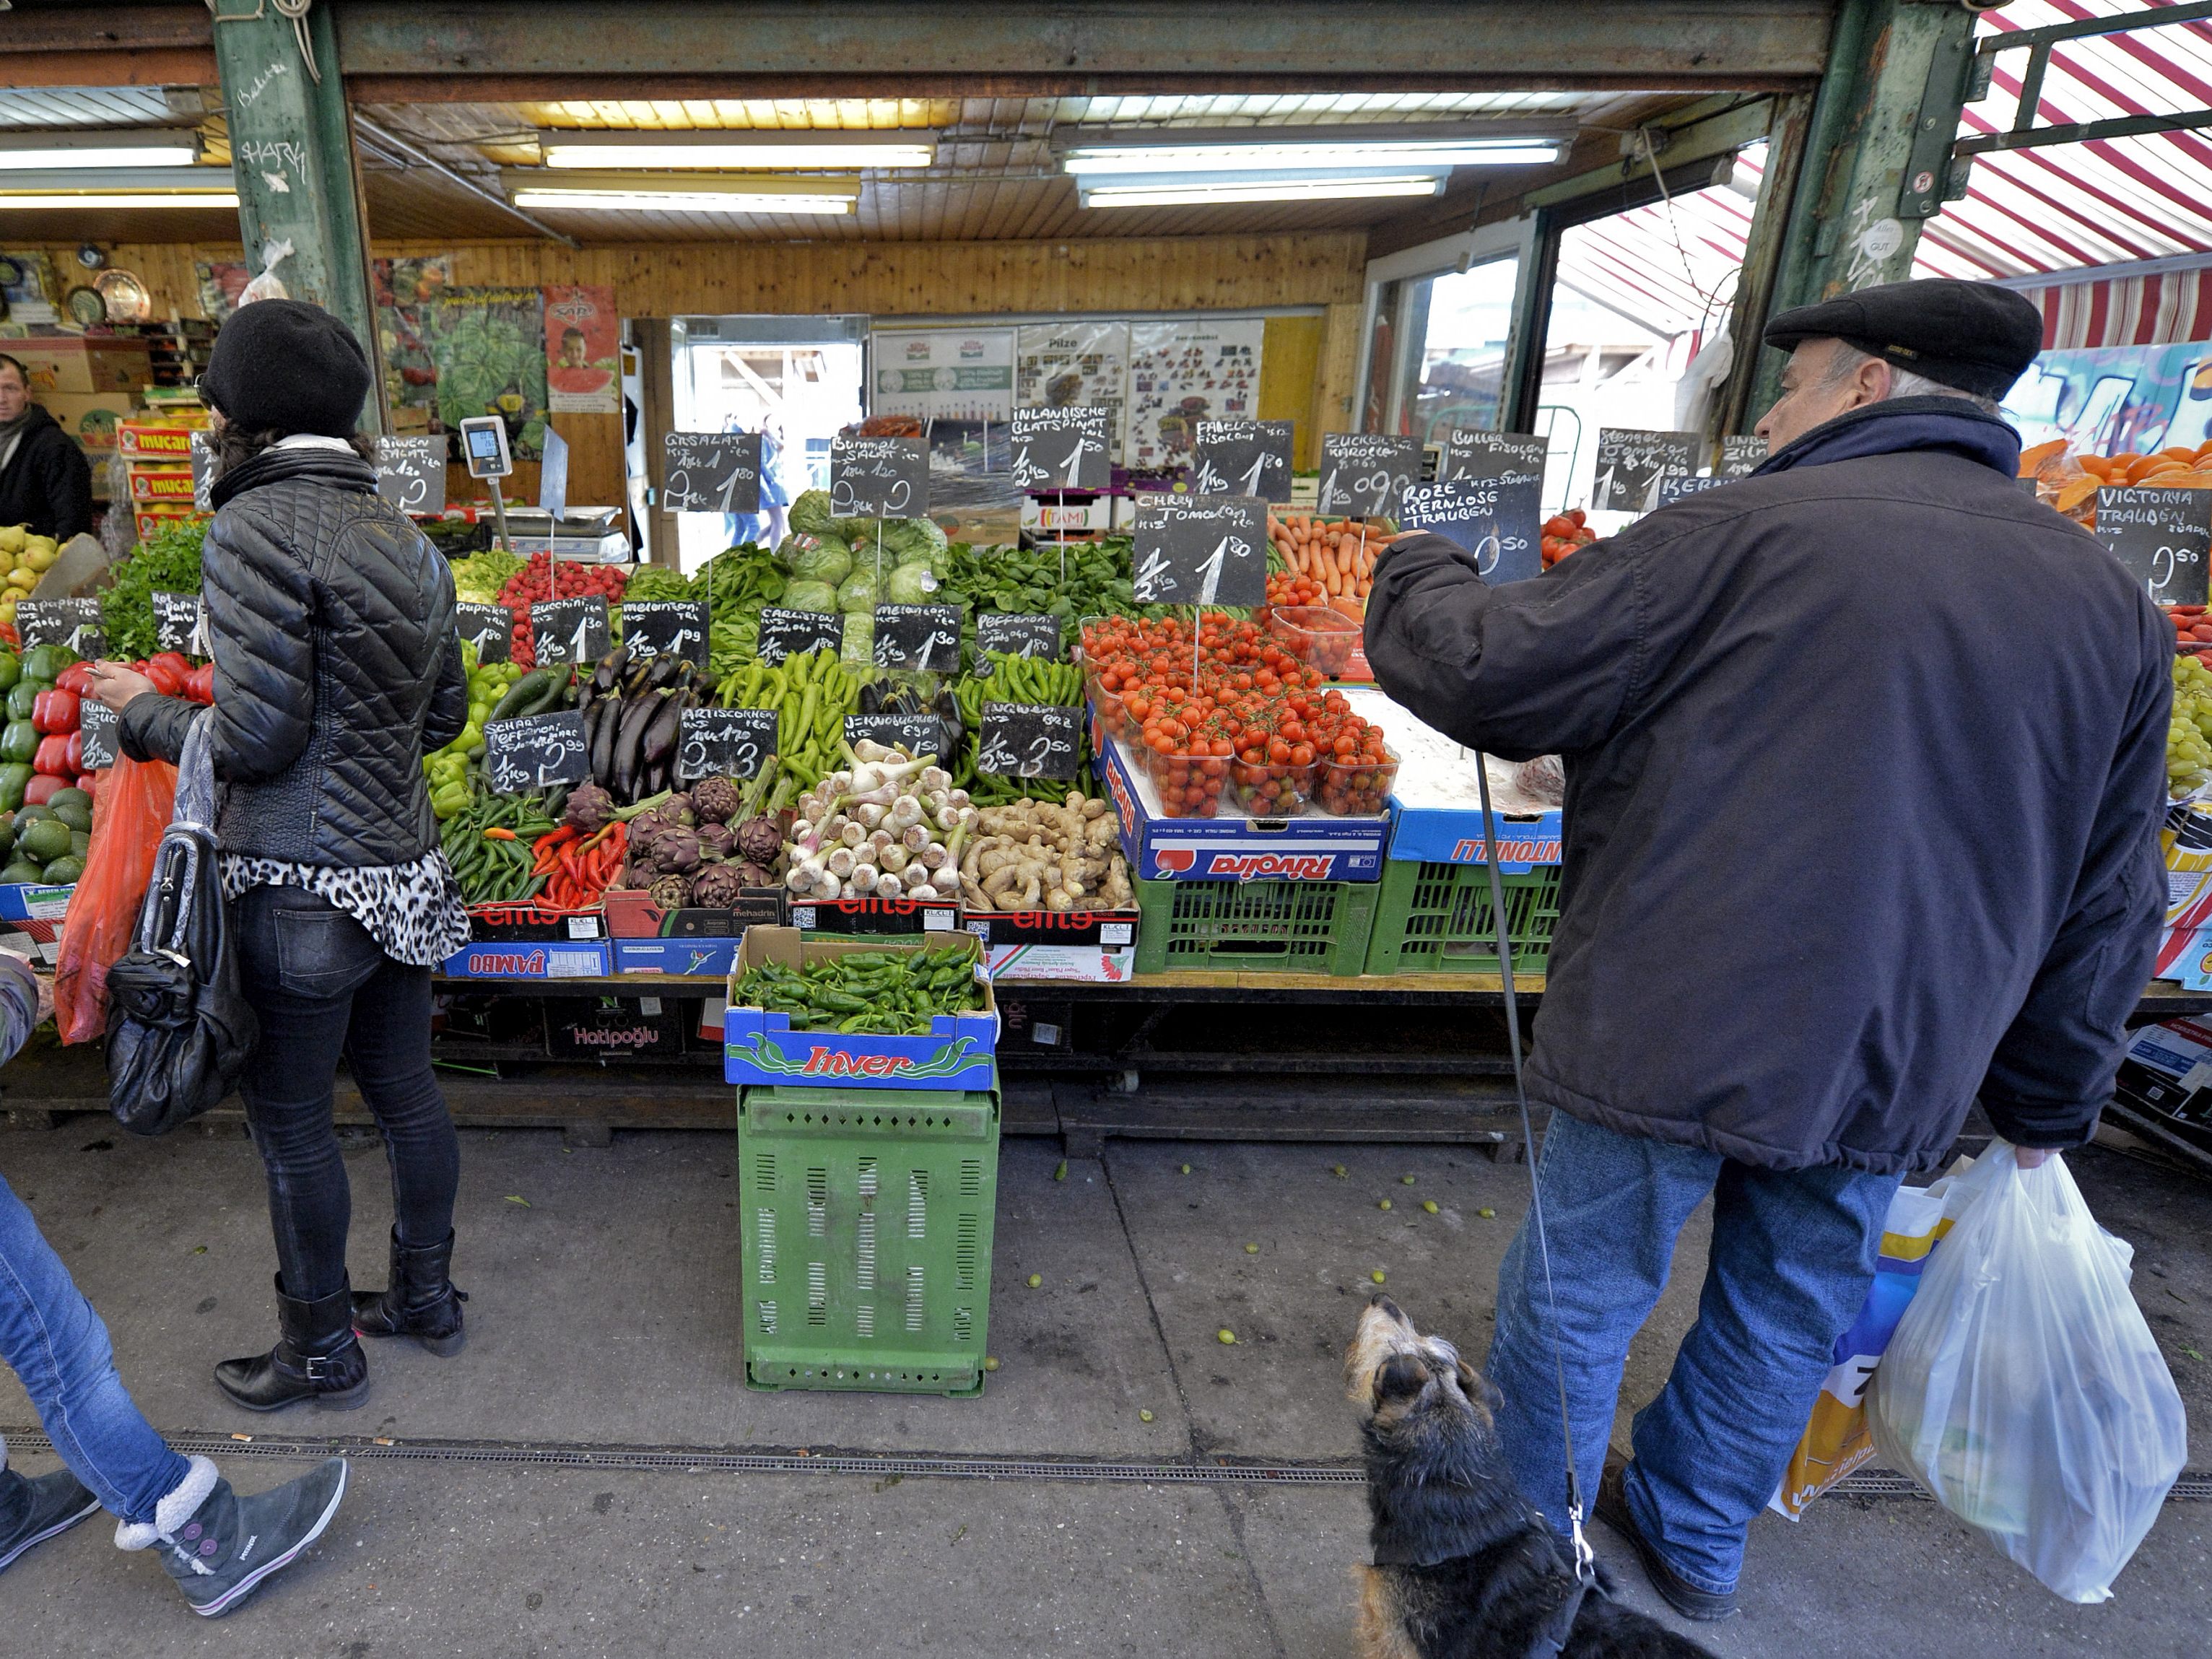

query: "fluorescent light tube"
xmin=1081 ymin=176 xmax=1444 ymax=209
xmin=0 ymin=145 xmax=199 ymax=170
xmin=514 ymin=186 xmax=853 ymax=214
xmin=1064 ymin=140 xmax=1557 ymax=174
xmin=542 ymin=136 xmax=933 ymax=170
xmin=0 ymin=192 xmax=238 ymax=209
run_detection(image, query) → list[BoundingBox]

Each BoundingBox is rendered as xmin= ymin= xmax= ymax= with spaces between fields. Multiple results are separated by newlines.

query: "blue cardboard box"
xmin=441 ymin=940 xmax=611 ymax=980
xmin=614 ymin=937 xmax=744 ymax=977
xmin=723 ymin=927 xmax=998 ymax=1091
xmin=1097 ymin=736 xmax=1387 ymax=883
xmin=0 ymin=883 xmax=72 ymax=924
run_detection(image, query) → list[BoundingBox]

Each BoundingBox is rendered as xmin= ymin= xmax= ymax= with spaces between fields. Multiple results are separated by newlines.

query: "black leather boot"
xmin=351 ymin=1229 xmax=466 ymax=1357
xmin=214 ymin=1277 xmax=369 ymax=1413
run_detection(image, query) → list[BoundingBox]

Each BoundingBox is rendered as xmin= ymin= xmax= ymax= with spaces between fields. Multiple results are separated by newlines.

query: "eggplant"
xmin=588 ymin=694 xmax=622 ymax=785
xmin=858 ymin=681 xmax=881 ymax=716
xmin=619 ymin=658 xmax=656 ymax=700
xmin=612 ymin=689 xmax=663 ymax=803
xmin=642 ymin=654 xmax=687 ymax=694
xmin=642 ymin=684 xmax=690 ymax=773
xmin=591 ymin=648 xmax=624 ymax=698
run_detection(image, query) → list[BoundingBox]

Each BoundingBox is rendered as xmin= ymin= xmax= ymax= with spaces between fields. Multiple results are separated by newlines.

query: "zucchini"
xmin=488 ymin=668 xmax=557 ymax=723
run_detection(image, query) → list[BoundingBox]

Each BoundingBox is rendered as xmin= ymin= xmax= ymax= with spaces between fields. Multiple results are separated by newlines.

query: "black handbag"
xmin=106 ymin=713 xmax=256 ymax=1136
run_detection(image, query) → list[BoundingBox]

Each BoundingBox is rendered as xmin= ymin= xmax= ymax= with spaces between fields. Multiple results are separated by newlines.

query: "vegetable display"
xmin=440 ymin=793 xmax=561 ymax=905
xmin=1266 ymin=514 xmax=1388 ymax=606
xmin=575 ymin=650 xmax=715 ymax=806
xmin=98 ymin=516 xmax=206 ymax=663
xmin=613 ymin=766 xmax=788 ymax=908
xmin=1542 ymin=510 xmax=1598 ymax=568
xmin=947 ymin=652 xmax=1091 ymax=805
xmin=425 ymin=643 xmax=523 ymax=821
xmin=781 ymin=741 xmax=972 ymax=902
xmin=449 ymin=546 xmax=523 ymax=605
xmin=0 ymin=791 xmax=93 ymax=886
xmin=957 ymin=795 xmax=1132 ymax=912
xmin=714 ymin=650 xmax=863 ymax=793
xmin=2172 ymin=651 xmax=2212 ymax=798
xmin=0 ymin=524 xmax=64 ymax=632
xmin=732 ymin=941 xmax=985 ymax=1036
xmin=496 ymin=554 xmax=630 ymax=670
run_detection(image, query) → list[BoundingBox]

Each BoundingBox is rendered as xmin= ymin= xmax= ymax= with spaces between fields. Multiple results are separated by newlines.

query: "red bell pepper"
xmin=30 ymin=689 xmax=78 ymax=735
xmin=32 ymin=733 xmax=71 ymax=777
xmin=73 ymin=773 xmax=98 ymax=802
xmin=64 ymin=731 xmax=82 ymax=774
xmin=185 ymin=662 xmax=216 ymax=705
xmin=22 ymin=774 xmax=64 ymax=806
xmin=53 ymin=663 xmax=92 ymax=697
xmin=143 ymin=659 xmax=187 ymax=699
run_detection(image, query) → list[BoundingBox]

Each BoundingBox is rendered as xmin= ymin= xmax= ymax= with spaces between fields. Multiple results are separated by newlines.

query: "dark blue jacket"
xmin=1364 ymin=399 xmax=2170 ymax=1173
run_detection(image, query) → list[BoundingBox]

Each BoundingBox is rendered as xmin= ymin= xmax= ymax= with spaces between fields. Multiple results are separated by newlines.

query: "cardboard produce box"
xmin=541 ymin=994 xmax=691 ymax=1060
xmin=1099 ymin=735 xmax=1388 ymax=883
xmin=965 ymin=908 xmax=1138 ymax=982
xmin=12 ymin=336 xmax=152 ymax=396
xmin=35 ymin=392 xmax=135 ymax=454
xmin=784 ymin=894 xmax=962 ymax=936
xmin=722 ymin=927 xmax=996 ymax=1091
xmin=441 ymin=940 xmax=611 ymax=980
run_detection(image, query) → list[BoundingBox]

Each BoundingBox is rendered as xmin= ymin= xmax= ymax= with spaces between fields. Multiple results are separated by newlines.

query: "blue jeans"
xmin=1485 ymin=1110 xmax=1899 ymax=1595
xmin=0 ymin=1172 xmax=191 ymax=1524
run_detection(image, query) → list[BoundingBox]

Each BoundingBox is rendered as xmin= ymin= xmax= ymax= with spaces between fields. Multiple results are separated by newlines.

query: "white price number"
xmin=2152 ymin=541 xmax=2203 ymax=594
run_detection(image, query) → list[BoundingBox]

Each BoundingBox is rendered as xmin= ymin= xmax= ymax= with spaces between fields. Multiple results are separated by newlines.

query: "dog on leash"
xmin=1345 ymin=1296 xmax=1717 ymax=1659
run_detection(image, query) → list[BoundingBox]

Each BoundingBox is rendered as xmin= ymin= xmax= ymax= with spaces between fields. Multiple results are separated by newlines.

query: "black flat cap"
xmin=201 ymin=297 xmax=372 ymax=437
xmin=1763 ymin=278 xmax=2043 ymax=401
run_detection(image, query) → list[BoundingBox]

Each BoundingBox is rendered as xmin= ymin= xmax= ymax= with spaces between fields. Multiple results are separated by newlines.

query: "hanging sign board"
xmin=152 ymin=591 xmax=210 ymax=656
xmin=1189 ymin=419 xmax=1293 ymax=503
xmin=871 ymin=604 xmax=963 ymax=673
xmin=661 ymin=432 xmax=762 ymax=515
xmin=484 ymin=709 xmax=591 ymax=793
xmin=830 ymin=435 xmax=928 ymax=517
xmin=1131 ymin=495 xmax=1268 ymax=607
xmin=845 ymin=711 xmax=949 ymax=758
xmin=456 ymin=603 xmax=514 ymax=665
xmin=676 ymin=706 xmax=778 ymax=783
xmin=754 ymin=606 xmax=846 ymax=666
xmin=1593 ymin=428 xmax=1698 ymax=513
xmin=1715 ymin=435 xmax=1767 ymax=479
xmin=14 ymin=598 xmax=103 ymax=656
xmin=975 ymin=612 xmax=1062 ymax=661
xmin=621 ymin=600 xmax=712 ymax=663
xmin=1653 ymin=474 xmax=1727 ymax=510
xmin=528 ymin=596 xmax=610 ymax=668
xmin=976 ymin=702 xmax=1082 ymax=780
xmin=1400 ymin=478 xmax=1542 ymax=585
xmin=189 ymin=430 xmax=215 ymax=513
xmin=2097 ymin=485 xmax=2212 ymax=606
xmin=375 ymin=435 xmax=447 ymax=516
xmin=1318 ymin=433 xmax=1421 ymax=519
xmin=1442 ymin=429 xmax=1546 ymax=486
xmin=79 ymin=700 xmax=118 ymax=771
xmin=1009 ymin=406 xmax=1112 ymax=492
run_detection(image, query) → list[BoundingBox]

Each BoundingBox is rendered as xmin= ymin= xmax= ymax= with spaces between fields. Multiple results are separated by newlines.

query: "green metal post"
xmin=209 ymin=0 xmax=386 ymax=432
xmin=1746 ymin=0 xmax=1980 ymax=421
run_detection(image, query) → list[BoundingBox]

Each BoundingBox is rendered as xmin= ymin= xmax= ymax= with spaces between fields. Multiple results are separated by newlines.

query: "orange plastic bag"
xmin=53 ymin=755 xmax=178 ymax=1045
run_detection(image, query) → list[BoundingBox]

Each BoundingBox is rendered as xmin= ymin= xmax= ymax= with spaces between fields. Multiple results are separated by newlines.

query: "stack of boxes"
xmin=116 ymin=410 xmax=209 ymax=544
xmin=14 ymin=336 xmax=151 ymax=489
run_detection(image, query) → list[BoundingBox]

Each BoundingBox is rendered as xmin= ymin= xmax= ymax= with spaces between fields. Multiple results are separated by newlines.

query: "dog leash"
xmin=1476 ymin=754 xmax=1599 ymax=1659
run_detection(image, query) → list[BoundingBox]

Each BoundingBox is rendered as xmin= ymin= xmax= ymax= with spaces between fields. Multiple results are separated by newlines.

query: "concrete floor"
xmin=0 ymin=1123 xmax=2206 ymax=1656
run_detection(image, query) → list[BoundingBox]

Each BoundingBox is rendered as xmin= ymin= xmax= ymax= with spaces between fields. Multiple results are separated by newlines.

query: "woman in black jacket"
xmin=84 ymin=300 xmax=471 ymax=1413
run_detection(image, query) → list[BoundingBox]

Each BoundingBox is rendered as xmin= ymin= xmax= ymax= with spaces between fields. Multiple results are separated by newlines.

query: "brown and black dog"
xmin=1345 ymin=1296 xmax=1717 ymax=1659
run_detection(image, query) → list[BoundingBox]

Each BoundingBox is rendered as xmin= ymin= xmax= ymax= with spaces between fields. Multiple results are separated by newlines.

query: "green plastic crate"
xmin=737 ymin=1078 xmax=999 ymax=1396
xmin=1133 ymin=877 xmax=1378 ymax=976
xmin=1363 ymin=860 xmax=1562 ymax=976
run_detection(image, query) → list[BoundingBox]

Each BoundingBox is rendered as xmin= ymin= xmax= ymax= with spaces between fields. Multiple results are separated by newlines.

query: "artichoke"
xmin=648 ymin=873 xmax=692 ymax=911
xmin=630 ymin=809 xmax=665 ymax=843
xmin=654 ymin=828 xmax=703 ymax=873
xmin=691 ymin=775 xmax=741 ymax=825
xmin=735 ymin=814 xmax=783 ymax=866
xmin=689 ymin=862 xmax=745 ymax=907
xmin=735 ymin=861 xmax=778 ymax=888
xmin=564 ymin=782 xmax=614 ymax=834
xmin=661 ymin=793 xmax=697 ymax=830
xmin=697 ymin=822 xmax=735 ymax=861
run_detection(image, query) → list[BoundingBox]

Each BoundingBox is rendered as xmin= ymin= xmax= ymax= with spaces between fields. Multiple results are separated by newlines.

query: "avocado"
xmin=51 ymin=801 xmax=90 ymax=835
xmin=17 ymin=817 xmax=73 ymax=864
xmin=46 ymin=787 xmax=90 ymax=814
xmin=69 ymin=830 xmax=88 ymax=859
xmin=14 ymin=804 xmax=56 ymax=827
xmin=38 ymin=855 xmax=83 ymax=885
xmin=0 ymin=860 xmax=43 ymax=886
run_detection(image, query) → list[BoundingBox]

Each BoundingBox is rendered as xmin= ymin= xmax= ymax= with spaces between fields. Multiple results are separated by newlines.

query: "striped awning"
xmin=1552 ymin=145 xmax=1766 ymax=340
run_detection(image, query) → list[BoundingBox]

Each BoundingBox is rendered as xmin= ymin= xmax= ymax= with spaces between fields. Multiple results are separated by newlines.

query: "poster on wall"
xmin=2005 ymin=340 xmax=2212 ymax=459
xmin=542 ymin=283 xmax=621 ymax=414
xmin=1016 ymin=321 xmax=1130 ymax=463
xmin=374 ymin=261 xmax=548 ymax=460
xmin=0 ymin=253 xmax=59 ymax=328
xmin=872 ymin=328 xmax=1015 ymax=422
xmin=1124 ymin=318 xmax=1265 ymax=470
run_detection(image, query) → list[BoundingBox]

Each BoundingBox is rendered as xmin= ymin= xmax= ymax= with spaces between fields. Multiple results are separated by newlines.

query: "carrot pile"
xmin=530 ymin=820 xmax=628 ymax=911
xmin=1268 ymin=513 xmax=1382 ymax=605
xmin=2021 ymin=437 xmax=2212 ymax=520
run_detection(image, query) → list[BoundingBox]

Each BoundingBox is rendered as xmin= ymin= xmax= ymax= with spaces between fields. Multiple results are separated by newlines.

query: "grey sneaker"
xmin=0 ymin=1466 xmax=100 ymax=1572
xmin=116 ymin=1455 xmax=347 ymax=1617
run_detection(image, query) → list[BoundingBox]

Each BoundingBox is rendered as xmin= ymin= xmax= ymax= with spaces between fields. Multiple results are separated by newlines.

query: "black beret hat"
xmin=1763 ymin=278 xmax=2044 ymax=401
xmin=200 ymin=297 xmax=372 ymax=437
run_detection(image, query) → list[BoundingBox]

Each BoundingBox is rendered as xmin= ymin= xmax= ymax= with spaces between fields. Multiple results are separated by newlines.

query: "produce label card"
xmin=621 ymin=600 xmax=712 ymax=663
xmin=1653 ymin=474 xmax=1726 ymax=509
xmin=375 ymin=435 xmax=446 ymax=516
xmin=1592 ymin=428 xmax=1698 ymax=513
xmin=152 ymin=591 xmax=210 ymax=656
xmin=1010 ymin=406 xmax=1112 ymax=492
xmin=845 ymin=711 xmax=949 ymax=759
xmin=1715 ymin=435 xmax=1767 ymax=479
xmin=190 ymin=430 xmax=214 ymax=513
xmin=79 ymin=699 xmax=118 ymax=770
xmin=1401 ymin=478 xmax=1542 ymax=584
xmin=1441 ymin=429 xmax=1546 ymax=484
xmin=662 ymin=432 xmax=762 ymax=515
xmin=14 ymin=597 xmax=103 ymax=656
xmin=975 ymin=611 xmax=1062 ymax=661
xmin=676 ymin=706 xmax=777 ymax=783
xmin=1189 ymin=419 xmax=1294 ymax=504
xmin=831 ymin=435 xmax=928 ymax=517
xmin=755 ymin=606 xmax=845 ymax=665
xmin=456 ymin=602 xmax=514 ymax=665
xmin=528 ymin=596 xmax=610 ymax=668
xmin=2098 ymin=485 xmax=2212 ymax=606
xmin=1131 ymin=494 xmax=1268 ymax=607
xmin=484 ymin=709 xmax=591 ymax=793
xmin=871 ymin=604 xmax=963 ymax=672
xmin=976 ymin=702 xmax=1082 ymax=780
xmin=1318 ymin=433 xmax=1421 ymax=519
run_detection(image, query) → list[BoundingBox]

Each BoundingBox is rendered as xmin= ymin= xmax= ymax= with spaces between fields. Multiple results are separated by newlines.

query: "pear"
xmin=0 ymin=526 xmax=24 ymax=556
xmin=21 ymin=544 xmax=58 ymax=573
xmin=5 ymin=569 xmax=37 ymax=593
xmin=22 ymin=536 xmax=55 ymax=561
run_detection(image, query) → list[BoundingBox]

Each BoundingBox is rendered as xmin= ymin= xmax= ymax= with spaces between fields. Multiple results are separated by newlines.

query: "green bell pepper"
xmin=0 ymin=723 xmax=38 ymax=767
xmin=4 ymin=682 xmax=38 ymax=723
xmin=0 ymin=653 xmax=21 ymax=692
xmin=20 ymin=644 xmax=73 ymax=686
xmin=0 ymin=762 xmax=32 ymax=811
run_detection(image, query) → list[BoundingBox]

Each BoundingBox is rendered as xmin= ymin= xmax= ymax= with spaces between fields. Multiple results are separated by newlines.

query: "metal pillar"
xmin=209 ymin=0 xmax=386 ymax=432
xmin=1747 ymin=0 xmax=1979 ymax=419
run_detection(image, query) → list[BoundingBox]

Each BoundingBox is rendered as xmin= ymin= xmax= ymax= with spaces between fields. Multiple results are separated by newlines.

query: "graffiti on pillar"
xmin=1839 ymin=192 xmax=1910 ymax=293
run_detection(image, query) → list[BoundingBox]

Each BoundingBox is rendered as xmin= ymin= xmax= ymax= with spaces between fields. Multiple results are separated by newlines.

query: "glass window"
xmin=1362 ymin=254 xmax=1522 ymax=440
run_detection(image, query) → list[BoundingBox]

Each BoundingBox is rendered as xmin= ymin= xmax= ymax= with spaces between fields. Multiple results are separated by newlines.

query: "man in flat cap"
xmin=1365 ymin=279 xmax=2167 ymax=1619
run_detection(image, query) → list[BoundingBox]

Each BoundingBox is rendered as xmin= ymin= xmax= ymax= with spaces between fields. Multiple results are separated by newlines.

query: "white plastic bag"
xmin=1866 ymin=1144 xmax=2187 ymax=1602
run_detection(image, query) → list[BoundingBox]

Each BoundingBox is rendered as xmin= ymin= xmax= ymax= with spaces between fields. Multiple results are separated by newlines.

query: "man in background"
xmin=0 ymin=354 xmax=95 ymax=542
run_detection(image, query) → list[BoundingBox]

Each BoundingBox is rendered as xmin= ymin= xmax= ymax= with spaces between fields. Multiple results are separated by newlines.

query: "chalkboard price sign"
xmin=1593 ymin=428 xmax=1699 ymax=513
xmin=375 ymin=435 xmax=447 ymax=516
xmin=1318 ymin=433 xmax=1421 ymax=518
xmin=151 ymin=591 xmax=209 ymax=656
xmin=528 ymin=596 xmax=610 ymax=668
xmin=1653 ymin=474 xmax=1726 ymax=510
xmin=1442 ymin=430 xmax=1547 ymax=485
xmin=1400 ymin=478 xmax=1543 ymax=585
xmin=976 ymin=702 xmax=1082 ymax=780
xmin=662 ymin=432 xmax=762 ymax=515
xmin=831 ymin=436 xmax=928 ymax=518
xmin=2097 ymin=485 xmax=2212 ymax=606
xmin=755 ymin=606 xmax=846 ymax=665
xmin=845 ymin=711 xmax=949 ymax=759
xmin=79 ymin=699 xmax=118 ymax=771
xmin=975 ymin=611 xmax=1062 ymax=662
xmin=676 ymin=706 xmax=778 ymax=783
xmin=190 ymin=430 xmax=214 ymax=513
xmin=484 ymin=709 xmax=591 ymax=793
xmin=1715 ymin=435 xmax=1767 ymax=479
xmin=1189 ymin=420 xmax=1294 ymax=503
xmin=1131 ymin=495 xmax=1268 ymax=607
xmin=1010 ymin=406 xmax=1112 ymax=492
xmin=14 ymin=598 xmax=103 ymax=656
xmin=456 ymin=603 xmax=514 ymax=665
xmin=871 ymin=604 xmax=963 ymax=672
xmin=621 ymin=601 xmax=712 ymax=663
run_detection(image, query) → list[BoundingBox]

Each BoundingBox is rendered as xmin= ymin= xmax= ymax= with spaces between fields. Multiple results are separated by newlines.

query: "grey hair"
xmin=1820 ymin=342 xmax=2000 ymax=416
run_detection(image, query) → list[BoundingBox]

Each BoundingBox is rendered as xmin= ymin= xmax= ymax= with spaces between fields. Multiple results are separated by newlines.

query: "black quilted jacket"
xmin=120 ymin=444 xmax=467 ymax=866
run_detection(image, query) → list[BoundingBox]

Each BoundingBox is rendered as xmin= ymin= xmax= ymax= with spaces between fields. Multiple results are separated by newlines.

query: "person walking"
xmin=83 ymin=298 xmax=474 ymax=1414
xmin=0 ymin=952 xmax=347 ymax=1613
xmin=0 ymin=353 xmax=95 ymax=542
xmin=1362 ymin=279 xmax=2166 ymax=1621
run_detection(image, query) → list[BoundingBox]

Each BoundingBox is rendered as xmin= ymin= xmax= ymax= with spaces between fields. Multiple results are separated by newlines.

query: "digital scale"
xmin=457 ymin=414 xmax=515 ymax=552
